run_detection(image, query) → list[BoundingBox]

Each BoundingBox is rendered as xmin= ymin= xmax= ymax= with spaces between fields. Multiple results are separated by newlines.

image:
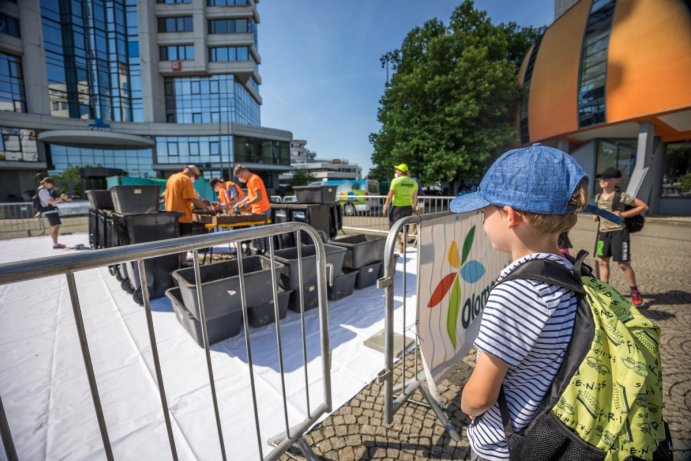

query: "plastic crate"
xmin=172 ymin=256 xmax=284 ymax=320
xmin=166 ymin=287 xmax=242 ymax=346
xmin=293 ymin=185 xmax=338 ymax=204
xmin=86 ymin=190 xmax=114 ymax=210
xmin=328 ymin=270 xmax=359 ymax=301
xmin=354 ymin=261 xmax=382 ymax=289
xmin=330 ymin=234 xmax=386 ymax=269
xmin=248 ymin=289 xmax=292 ymax=328
xmin=109 ymin=185 xmax=160 ymax=215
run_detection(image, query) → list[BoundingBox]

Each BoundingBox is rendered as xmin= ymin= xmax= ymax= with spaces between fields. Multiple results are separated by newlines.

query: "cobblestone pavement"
xmin=280 ymin=216 xmax=691 ymax=461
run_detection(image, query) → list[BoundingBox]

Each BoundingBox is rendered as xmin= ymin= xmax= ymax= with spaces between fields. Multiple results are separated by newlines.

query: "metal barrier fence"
xmin=0 ymin=222 xmax=332 ymax=461
xmin=376 ymin=212 xmax=462 ymax=440
xmin=0 ymin=202 xmax=46 ymax=236
xmin=340 ymin=195 xmax=455 ymax=235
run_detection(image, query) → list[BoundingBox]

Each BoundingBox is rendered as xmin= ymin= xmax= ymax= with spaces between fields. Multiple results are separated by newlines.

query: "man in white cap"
xmin=382 ymin=163 xmax=418 ymax=252
xmin=164 ymin=165 xmax=209 ymax=236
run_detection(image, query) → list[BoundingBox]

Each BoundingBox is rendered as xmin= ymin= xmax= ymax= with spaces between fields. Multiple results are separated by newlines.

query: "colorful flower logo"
xmin=426 ymin=225 xmax=485 ymax=348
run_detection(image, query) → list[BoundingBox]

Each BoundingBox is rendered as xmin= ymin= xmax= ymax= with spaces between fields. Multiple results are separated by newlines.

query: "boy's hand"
xmin=592 ymin=215 xmax=600 ymax=222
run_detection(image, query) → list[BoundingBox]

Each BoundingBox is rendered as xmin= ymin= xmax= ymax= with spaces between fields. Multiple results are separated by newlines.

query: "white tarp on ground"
xmin=0 ymin=233 xmax=418 ymax=461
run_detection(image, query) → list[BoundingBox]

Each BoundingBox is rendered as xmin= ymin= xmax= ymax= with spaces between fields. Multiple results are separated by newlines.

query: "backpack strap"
xmin=494 ymin=252 xmax=594 ymax=435
xmin=612 ymin=190 xmax=623 ymax=212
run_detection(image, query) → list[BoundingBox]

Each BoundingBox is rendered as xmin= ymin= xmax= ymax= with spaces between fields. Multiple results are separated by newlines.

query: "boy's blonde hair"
xmin=523 ymin=179 xmax=589 ymax=235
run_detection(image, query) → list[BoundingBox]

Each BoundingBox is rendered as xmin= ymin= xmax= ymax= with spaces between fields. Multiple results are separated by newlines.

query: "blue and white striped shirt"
xmin=467 ymin=253 xmax=578 ymax=461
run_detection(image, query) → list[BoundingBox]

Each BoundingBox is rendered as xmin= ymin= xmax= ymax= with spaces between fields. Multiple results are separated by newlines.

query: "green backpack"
xmin=496 ymin=251 xmax=672 ymax=461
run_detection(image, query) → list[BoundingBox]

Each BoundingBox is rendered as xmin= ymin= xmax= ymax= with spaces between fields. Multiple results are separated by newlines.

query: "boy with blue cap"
xmin=450 ymin=144 xmax=618 ymax=460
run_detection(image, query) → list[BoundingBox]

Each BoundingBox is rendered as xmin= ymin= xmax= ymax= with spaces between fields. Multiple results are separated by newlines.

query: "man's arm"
xmin=461 ymin=351 xmax=509 ymax=418
xmin=412 ymin=189 xmax=418 ymax=213
xmin=382 ymin=189 xmax=394 ymax=215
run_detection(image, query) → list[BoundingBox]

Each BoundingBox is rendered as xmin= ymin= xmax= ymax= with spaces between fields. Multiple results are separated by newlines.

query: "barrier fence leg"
xmin=297 ymin=436 xmax=320 ymax=461
xmin=0 ymin=394 xmax=18 ymax=461
xmin=418 ymin=385 xmax=462 ymax=441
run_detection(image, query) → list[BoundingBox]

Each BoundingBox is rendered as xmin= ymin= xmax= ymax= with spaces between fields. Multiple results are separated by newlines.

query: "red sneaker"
xmin=631 ymin=290 xmax=644 ymax=308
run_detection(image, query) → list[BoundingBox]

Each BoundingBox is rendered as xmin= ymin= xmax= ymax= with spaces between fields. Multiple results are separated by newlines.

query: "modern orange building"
xmin=518 ymin=0 xmax=691 ymax=215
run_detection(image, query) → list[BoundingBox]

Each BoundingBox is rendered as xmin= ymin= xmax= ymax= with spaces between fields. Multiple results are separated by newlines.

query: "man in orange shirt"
xmin=233 ymin=164 xmax=270 ymax=254
xmin=210 ymin=177 xmax=245 ymax=212
xmin=233 ymin=165 xmax=270 ymax=215
xmin=164 ymin=165 xmax=209 ymax=236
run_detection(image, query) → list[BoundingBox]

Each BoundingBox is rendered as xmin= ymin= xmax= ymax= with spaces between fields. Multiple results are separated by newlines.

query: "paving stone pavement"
xmin=280 ymin=217 xmax=691 ymax=461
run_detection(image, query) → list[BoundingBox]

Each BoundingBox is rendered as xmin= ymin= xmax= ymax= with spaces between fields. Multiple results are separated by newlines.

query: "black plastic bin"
xmin=166 ymin=287 xmax=242 ymax=346
xmin=294 ymin=185 xmax=338 ymax=204
xmin=355 ymin=261 xmax=382 ymax=289
xmin=270 ymin=205 xmax=295 ymax=249
xmin=172 ymin=256 xmax=284 ymax=320
xmin=282 ymin=203 xmax=342 ymax=243
xmin=328 ymin=270 xmax=359 ymax=301
xmin=111 ymin=212 xmax=181 ymax=303
xmin=248 ymin=288 xmax=293 ymax=328
xmin=110 ymin=185 xmax=161 ymax=215
xmin=330 ymin=234 xmax=386 ymax=269
xmin=86 ymin=189 xmax=114 ymax=210
xmin=88 ymin=210 xmax=100 ymax=248
xmin=273 ymin=243 xmax=347 ymax=311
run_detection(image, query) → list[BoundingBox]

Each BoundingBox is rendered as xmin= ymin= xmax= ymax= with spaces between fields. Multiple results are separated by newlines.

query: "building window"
xmin=155 ymin=136 xmax=231 ymax=165
xmin=47 ymin=145 xmax=154 ymax=178
xmin=164 ymin=74 xmax=260 ymax=126
xmin=158 ymin=16 xmax=193 ymax=33
xmin=577 ymin=0 xmax=616 ymax=128
xmin=0 ymin=14 xmax=20 ymax=38
xmin=208 ymin=46 xmax=251 ymax=62
xmin=234 ymin=136 xmax=289 ymax=166
xmin=519 ymin=34 xmax=543 ymax=145
xmin=0 ymin=127 xmax=37 ymax=162
xmin=157 ymin=0 xmax=192 ymax=3
xmin=208 ymin=0 xmax=247 ymax=5
xmin=662 ymin=142 xmax=691 ymax=198
xmin=0 ymin=53 xmax=26 ymax=113
xmin=208 ymin=18 xmax=254 ymax=34
xmin=595 ymin=139 xmax=636 ymax=192
xmin=160 ymin=45 xmax=195 ymax=61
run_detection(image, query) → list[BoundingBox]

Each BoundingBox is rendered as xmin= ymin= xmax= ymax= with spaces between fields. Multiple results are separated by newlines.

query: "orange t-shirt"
xmin=217 ymin=181 xmax=245 ymax=206
xmin=164 ymin=172 xmax=197 ymax=223
xmin=246 ymin=174 xmax=270 ymax=214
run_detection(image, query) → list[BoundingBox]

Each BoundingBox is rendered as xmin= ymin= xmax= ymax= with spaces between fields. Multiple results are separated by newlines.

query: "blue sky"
xmin=258 ymin=1 xmax=554 ymax=176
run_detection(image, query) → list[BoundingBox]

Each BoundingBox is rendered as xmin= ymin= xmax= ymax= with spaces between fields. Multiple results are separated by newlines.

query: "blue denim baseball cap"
xmin=450 ymin=144 xmax=622 ymax=223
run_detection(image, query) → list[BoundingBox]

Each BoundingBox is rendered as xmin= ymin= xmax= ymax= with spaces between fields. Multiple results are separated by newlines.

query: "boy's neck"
xmin=510 ymin=228 xmax=562 ymax=261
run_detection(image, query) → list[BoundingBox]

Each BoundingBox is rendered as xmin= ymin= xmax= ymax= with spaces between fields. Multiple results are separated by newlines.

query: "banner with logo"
xmin=416 ymin=212 xmax=510 ymax=399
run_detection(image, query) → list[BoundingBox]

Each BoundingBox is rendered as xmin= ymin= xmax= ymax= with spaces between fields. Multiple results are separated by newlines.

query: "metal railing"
xmin=0 ymin=202 xmax=46 ymax=236
xmin=376 ymin=212 xmax=462 ymax=440
xmin=340 ymin=195 xmax=455 ymax=235
xmin=0 ymin=222 xmax=332 ymax=461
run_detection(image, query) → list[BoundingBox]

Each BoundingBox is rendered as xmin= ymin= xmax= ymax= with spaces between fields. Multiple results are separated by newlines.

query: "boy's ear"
xmin=503 ymin=206 xmax=525 ymax=229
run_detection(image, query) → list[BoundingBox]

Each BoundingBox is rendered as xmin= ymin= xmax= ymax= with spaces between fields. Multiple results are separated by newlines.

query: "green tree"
xmin=370 ymin=0 xmax=542 ymax=188
xmin=53 ymin=166 xmax=83 ymax=198
xmin=285 ymin=170 xmax=318 ymax=194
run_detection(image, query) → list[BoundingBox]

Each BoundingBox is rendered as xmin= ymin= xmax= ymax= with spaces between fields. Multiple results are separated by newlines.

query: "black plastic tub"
xmin=110 ymin=185 xmax=160 ymax=215
xmin=330 ymin=234 xmax=387 ymax=269
xmin=293 ymin=185 xmax=337 ymax=204
xmin=355 ymin=261 xmax=382 ymax=289
xmin=172 ymin=256 xmax=284 ymax=320
xmin=328 ymin=270 xmax=359 ymax=301
xmin=248 ymin=289 xmax=292 ymax=328
xmin=273 ymin=244 xmax=347 ymax=289
xmin=166 ymin=287 xmax=241 ymax=346
xmin=86 ymin=189 xmax=114 ymax=210
xmin=288 ymin=283 xmax=319 ymax=312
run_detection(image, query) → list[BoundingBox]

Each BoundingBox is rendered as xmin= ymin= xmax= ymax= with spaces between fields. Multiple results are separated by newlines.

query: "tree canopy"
xmin=369 ymin=0 xmax=542 ymax=188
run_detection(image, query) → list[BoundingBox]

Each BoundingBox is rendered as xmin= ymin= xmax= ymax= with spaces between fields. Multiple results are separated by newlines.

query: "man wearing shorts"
xmin=37 ymin=177 xmax=70 ymax=249
xmin=382 ymin=163 xmax=418 ymax=251
xmin=593 ymin=167 xmax=648 ymax=306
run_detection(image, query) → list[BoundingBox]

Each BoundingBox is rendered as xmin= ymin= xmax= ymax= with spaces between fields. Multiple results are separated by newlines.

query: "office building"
xmin=0 ymin=0 xmax=292 ymax=201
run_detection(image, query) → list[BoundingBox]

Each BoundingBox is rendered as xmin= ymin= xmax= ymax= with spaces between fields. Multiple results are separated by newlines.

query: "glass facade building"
xmin=48 ymin=145 xmax=155 ymax=178
xmin=0 ymin=0 xmax=291 ymax=203
xmin=164 ymin=75 xmax=260 ymax=126
xmin=0 ymin=53 xmax=25 ymax=113
xmin=40 ymin=0 xmax=143 ymax=122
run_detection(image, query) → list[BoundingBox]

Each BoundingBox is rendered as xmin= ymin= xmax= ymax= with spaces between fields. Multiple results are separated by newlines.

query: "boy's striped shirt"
xmin=467 ymin=253 xmax=578 ymax=461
